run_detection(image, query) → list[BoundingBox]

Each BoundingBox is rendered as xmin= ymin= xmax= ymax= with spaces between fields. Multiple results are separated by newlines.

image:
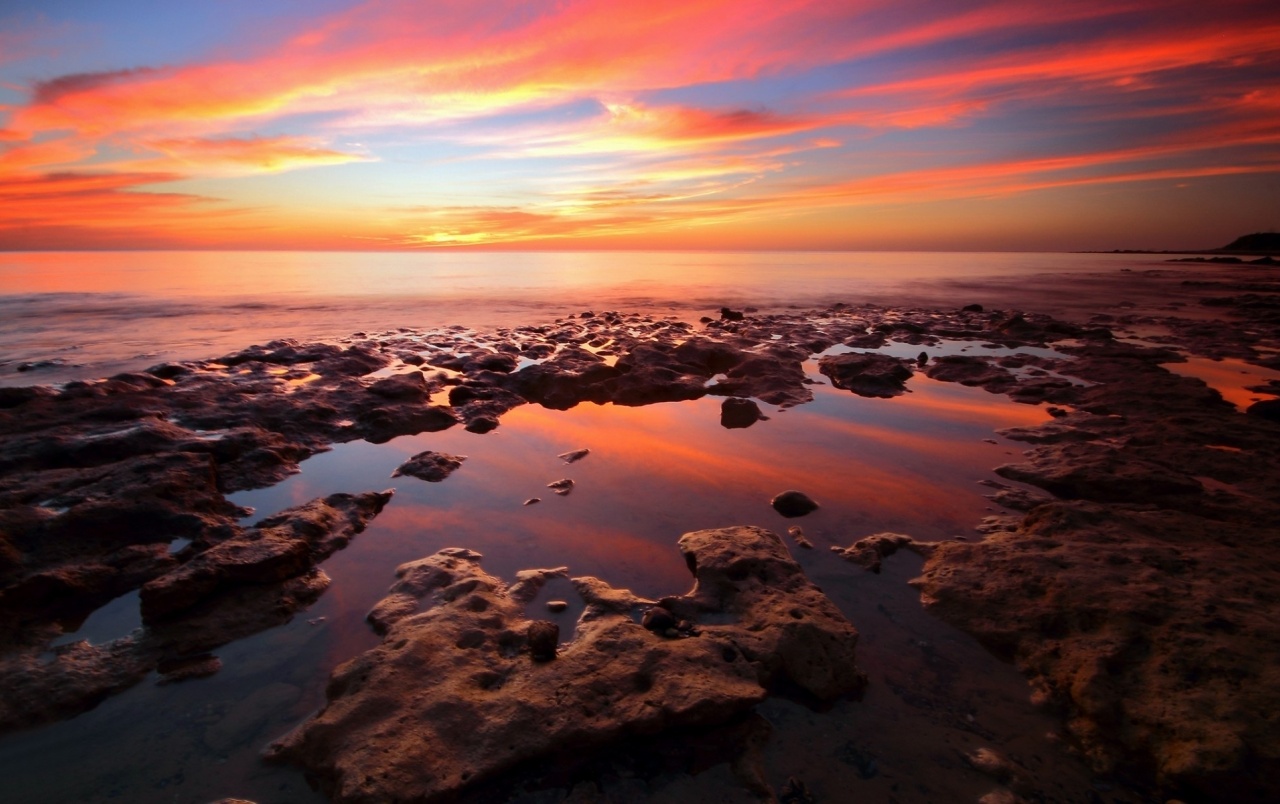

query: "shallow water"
xmin=0 ymin=249 xmax=1172 ymax=387
xmin=0 ymin=348 xmax=1130 ymax=803
xmin=2 ymin=250 xmax=1238 ymax=802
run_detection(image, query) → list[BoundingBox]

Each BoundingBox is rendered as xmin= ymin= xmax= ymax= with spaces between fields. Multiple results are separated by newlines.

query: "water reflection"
xmin=0 ymin=376 xmax=1079 ymax=803
xmin=1165 ymin=355 xmax=1280 ymax=410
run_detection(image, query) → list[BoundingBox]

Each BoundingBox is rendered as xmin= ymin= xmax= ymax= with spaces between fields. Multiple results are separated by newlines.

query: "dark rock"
xmin=707 ymin=346 xmax=812 ymax=407
xmin=771 ymin=490 xmax=819 ymax=518
xmin=1247 ymin=398 xmax=1280 ymax=422
xmin=557 ymin=448 xmax=590 ymax=463
xmin=464 ymin=415 xmax=499 ymax=434
xmin=392 ymin=452 xmax=465 ymax=482
xmin=961 ymin=303 xmax=984 ymax=312
xmin=672 ymin=338 xmax=746 ymax=373
xmin=0 ymin=385 xmax=57 ymax=409
xmin=720 ymin=398 xmax=764 ymax=429
xmin=720 ymin=307 xmax=745 ymax=321
xmin=139 ymin=491 xmax=392 ymax=622
xmin=357 ymin=405 xmax=458 ymax=443
xmin=503 ymin=347 xmax=620 ymax=409
xmin=641 ymin=606 xmax=677 ymax=632
xmin=817 ymin=353 xmax=913 ymax=398
xmin=527 ymin=620 xmax=559 ymax=661
xmin=367 ymin=373 xmax=431 ymax=401
xmin=924 ymin=355 xmax=1016 ymax=392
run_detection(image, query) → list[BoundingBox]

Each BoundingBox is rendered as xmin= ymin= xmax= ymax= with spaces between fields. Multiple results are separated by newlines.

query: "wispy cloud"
xmin=1 ymin=0 xmax=1277 ymax=249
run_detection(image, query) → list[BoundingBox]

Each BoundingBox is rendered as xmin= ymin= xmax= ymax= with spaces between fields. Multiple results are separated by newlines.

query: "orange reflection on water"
xmin=1165 ymin=356 xmax=1280 ymax=410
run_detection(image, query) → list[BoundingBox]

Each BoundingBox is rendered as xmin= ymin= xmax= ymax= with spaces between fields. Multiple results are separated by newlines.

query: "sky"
xmin=1 ymin=0 xmax=1278 ymax=251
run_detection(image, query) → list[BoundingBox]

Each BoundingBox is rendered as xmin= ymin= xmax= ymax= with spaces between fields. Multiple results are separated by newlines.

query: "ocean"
xmin=0 ymin=248 xmax=1226 ymax=802
xmin=0 ymin=250 xmax=1157 ymax=387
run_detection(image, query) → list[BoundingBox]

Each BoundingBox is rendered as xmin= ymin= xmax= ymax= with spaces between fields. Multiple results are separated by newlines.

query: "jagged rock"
xmin=392 ymin=451 xmax=465 ymax=482
xmin=923 ymin=355 xmax=1018 ymax=393
xmin=832 ymin=532 xmax=919 ymax=573
xmin=503 ymin=347 xmax=620 ymax=409
xmin=139 ymin=491 xmax=392 ymax=622
xmin=557 ymin=448 xmax=590 ymax=463
xmin=817 ymin=353 xmax=913 ymax=398
xmin=265 ymin=526 xmax=861 ymax=803
xmin=547 ymin=478 xmax=574 ymax=496
xmin=786 ymin=526 xmax=813 ymax=549
xmin=707 ymin=346 xmax=812 ymax=408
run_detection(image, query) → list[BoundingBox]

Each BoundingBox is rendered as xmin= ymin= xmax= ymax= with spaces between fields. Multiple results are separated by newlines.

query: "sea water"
xmin=0 ymin=249 xmax=1190 ymax=802
xmin=0 ymin=250 xmax=1160 ymax=387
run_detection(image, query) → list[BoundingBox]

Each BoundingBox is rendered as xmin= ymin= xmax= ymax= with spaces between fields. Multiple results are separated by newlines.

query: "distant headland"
xmin=1086 ymin=231 xmax=1280 ymax=259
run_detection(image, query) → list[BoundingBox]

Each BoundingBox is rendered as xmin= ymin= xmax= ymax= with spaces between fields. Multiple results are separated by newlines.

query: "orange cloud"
xmin=2 ymin=0 xmax=1278 ymax=249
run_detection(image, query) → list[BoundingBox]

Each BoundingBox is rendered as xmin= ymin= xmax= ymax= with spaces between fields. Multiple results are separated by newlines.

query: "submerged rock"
xmin=266 ymin=526 xmax=862 ymax=803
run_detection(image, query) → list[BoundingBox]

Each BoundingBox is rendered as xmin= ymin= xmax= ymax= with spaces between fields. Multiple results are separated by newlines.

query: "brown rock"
xmin=139 ymin=491 xmax=392 ymax=622
xmin=833 ymin=532 xmax=918 ymax=573
xmin=391 ymin=451 xmax=465 ymax=482
xmin=265 ymin=526 xmax=861 ymax=803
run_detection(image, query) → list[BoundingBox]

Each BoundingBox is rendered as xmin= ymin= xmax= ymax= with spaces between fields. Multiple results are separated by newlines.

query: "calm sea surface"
xmin=1 ymin=249 xmax=1208 ymax=802
xmin=0 ymin=250 xmax=1159 ymax=386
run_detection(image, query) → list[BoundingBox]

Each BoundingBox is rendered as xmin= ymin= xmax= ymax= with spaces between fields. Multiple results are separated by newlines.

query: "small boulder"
xmin=771 ymin=490 xmax=819 ymax=518
xmin=720 ymin=398 xmax=764 ymax=429
xmin=392 ymin=451 xmax=466 ymax=482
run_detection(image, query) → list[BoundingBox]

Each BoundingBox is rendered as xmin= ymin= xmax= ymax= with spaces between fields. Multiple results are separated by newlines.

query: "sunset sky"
xmin=1 ymin=0 xmax=1278 ymax=251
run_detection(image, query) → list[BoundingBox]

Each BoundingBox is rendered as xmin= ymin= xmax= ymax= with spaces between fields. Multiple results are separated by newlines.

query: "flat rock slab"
xmin=266 ymin=526 xmax=862 ymax=804
xmin=391 ymin=451 xmax=465 ymax=482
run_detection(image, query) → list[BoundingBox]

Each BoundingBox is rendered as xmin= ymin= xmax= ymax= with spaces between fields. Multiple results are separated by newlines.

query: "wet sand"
xmin=0 ymin=262 xmax=1276 ymax=803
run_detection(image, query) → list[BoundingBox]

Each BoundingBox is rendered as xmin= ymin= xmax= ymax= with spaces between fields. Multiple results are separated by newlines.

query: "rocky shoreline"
xmin=1 ymin=264 xmax=1278 ymax=801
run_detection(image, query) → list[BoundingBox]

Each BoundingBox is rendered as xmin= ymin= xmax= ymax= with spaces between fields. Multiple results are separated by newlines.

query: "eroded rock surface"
xmin=0 ymin=491 xmax=390 ymax=733
xmin=266 ymin=526 xmax=862 ymax=803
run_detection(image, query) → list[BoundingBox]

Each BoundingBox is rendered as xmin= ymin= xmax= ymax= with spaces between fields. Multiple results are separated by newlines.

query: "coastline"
xmin=0 ymin=261 xmax=1277 ymax=802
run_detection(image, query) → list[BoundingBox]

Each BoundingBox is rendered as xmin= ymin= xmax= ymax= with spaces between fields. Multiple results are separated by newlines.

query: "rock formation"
xmin=266 ymin=526 xmax=863 ymax=803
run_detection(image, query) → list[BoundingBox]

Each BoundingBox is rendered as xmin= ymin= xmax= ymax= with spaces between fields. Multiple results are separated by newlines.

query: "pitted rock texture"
xmin=266 ymin=526 xmax=862 ymax=804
